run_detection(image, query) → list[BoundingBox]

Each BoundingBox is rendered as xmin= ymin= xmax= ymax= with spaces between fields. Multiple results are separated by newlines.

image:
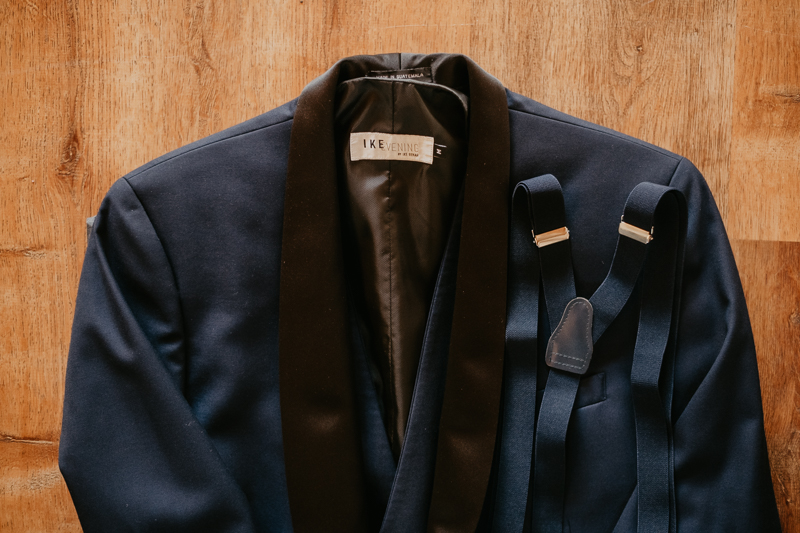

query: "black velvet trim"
xmin=426 ymin=56 xmax=510 ymax=533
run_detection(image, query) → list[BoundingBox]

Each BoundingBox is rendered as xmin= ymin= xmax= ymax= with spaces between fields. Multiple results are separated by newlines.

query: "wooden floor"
xmin=1 ymin=0 xmax=797 ymax=530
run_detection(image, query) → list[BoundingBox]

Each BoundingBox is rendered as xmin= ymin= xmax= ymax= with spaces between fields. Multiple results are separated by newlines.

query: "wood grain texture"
xmin=0 ymin=0 xmax=797 ymax=530
xmin=728 ymin=1 xmax=800 ymax=529
xmin=729 ymin=0 xmax=800 ymax=242
xmin=733 ymin=240 xmax=800 ymax=530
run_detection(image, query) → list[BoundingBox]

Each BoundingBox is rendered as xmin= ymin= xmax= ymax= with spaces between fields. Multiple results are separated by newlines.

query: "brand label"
xmin=367 ymin=67 xmax=433 ymax=83
xmin=350 ymin=132 xmax=434 ymax=164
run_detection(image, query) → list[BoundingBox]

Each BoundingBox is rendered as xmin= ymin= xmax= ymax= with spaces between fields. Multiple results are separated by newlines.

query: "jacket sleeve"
xmin=59 ymin=178 xmax=255 ymax=533
xmin=669 ymin=158 xmax=781 ymax=531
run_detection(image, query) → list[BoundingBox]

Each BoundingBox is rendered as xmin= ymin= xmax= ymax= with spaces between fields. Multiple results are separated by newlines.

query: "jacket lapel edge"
xmin=428 ymin=57 xmax=511 ymax=533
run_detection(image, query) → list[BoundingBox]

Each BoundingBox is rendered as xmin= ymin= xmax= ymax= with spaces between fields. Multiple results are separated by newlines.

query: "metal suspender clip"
xmin=532 ymin=226 xmax=570 ymax=248
xmin=618 ymin=217 xmax=653 ymax=244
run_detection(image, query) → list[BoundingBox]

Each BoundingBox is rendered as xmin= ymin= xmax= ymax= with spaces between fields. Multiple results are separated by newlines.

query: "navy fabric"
xmin=520 ymin=176 xmax=579 ymax=533
xmin=626 ymin=183 xmax=686 ymax=533
xmin=60 ymin=57 xmax=781 ymax=532
xmin=533 ymin=372 xmax=580 ymax=533
xmin=491 ymin=182 xmax=544 ymax=531
xmin=60 ymin=108 xmax=295 ymax=532
xmin=592 ymin=182 xmax=688 ymax=533
xmin=348 ymin=298 xmax=396 ymax=529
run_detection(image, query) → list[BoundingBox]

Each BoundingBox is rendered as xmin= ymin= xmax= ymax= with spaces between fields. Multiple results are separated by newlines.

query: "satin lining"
xmin=335 ymin=76 xmax=469 ymax=458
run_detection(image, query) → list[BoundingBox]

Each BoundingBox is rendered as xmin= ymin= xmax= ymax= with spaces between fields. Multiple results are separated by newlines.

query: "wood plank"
xmin=0 ymin=441 xmax=80 ymax=532
xmin=470 ymin=0 xmax=737 ymax=216
xmin=729 ymin=2 xmax=800 ymax=527
xmin=733 ymin=239 xmax=800 ymax=532
xmin=729 ymin=0 xmax=800 ymax=241
xmin=0 ymin=2 xmax=85 ymax=530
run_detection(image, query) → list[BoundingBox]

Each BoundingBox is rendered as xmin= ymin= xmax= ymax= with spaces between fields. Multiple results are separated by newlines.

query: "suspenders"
xmin=494 ymin=175 xmax=687 ymax=533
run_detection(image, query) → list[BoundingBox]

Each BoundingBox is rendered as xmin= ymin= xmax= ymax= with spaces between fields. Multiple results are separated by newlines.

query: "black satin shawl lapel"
xmin=427 ymin=58 xmax=510 ymax=532
xmin=278 ymin=56 xmax=399 ymax=533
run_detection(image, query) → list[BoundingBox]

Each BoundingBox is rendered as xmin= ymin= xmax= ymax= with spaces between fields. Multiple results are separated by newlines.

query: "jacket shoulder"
xmin=123 ymin=98 xmax=297 ymax=187
xmin=506 ymin=89 xmax=681 ymax=164
xmin=106 ymin=99 xmax=295 ymax=271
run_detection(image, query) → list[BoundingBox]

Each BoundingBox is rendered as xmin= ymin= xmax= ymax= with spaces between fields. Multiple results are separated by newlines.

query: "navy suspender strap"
xmin=494 ymin=175 xmax=574 ymax=532
xmin=624 ymin=185 xmax=687 ymax=533
xmin=492 ymin=180 xmax=544 ymax=531
xmin=526 ymin=178 xmax=578 ymax=533
xmin=498 ymin=175 xmax=686 ymax=533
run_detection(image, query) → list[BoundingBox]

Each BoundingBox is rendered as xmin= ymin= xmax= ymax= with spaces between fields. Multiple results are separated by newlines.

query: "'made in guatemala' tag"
xmin=367 ymin=67 xmax=433 ymax=83
xmin=545 ymin=297 xmax=594 ymax=375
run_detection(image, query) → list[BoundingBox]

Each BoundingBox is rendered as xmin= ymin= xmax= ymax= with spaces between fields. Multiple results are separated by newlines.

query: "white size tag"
xmin=350 ymin=132 xmax=434 ymax=165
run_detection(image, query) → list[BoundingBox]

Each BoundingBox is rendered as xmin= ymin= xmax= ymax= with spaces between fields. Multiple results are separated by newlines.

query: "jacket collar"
xmin=278 ymin=53 xmax=510 ymax=532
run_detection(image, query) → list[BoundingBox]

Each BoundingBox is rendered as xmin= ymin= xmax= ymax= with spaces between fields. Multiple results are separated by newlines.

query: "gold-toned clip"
xmin=618 ymin=219 xmax=653 ymax=244
xmin=532 ymin=226 xmax=570 ymax=248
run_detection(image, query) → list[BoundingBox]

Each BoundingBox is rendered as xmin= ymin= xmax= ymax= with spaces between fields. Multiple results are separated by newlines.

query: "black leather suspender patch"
xmin=545 ymin=297 xmax=594 ymax=375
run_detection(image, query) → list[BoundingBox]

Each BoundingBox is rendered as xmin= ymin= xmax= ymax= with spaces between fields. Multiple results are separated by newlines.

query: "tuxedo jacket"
xmin=59 ymin=53 xmax=781 ymax=532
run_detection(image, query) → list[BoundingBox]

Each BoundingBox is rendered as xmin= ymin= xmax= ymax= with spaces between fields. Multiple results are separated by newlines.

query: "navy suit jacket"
xmin=59 ymin=53 xmax=781 ymax=532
